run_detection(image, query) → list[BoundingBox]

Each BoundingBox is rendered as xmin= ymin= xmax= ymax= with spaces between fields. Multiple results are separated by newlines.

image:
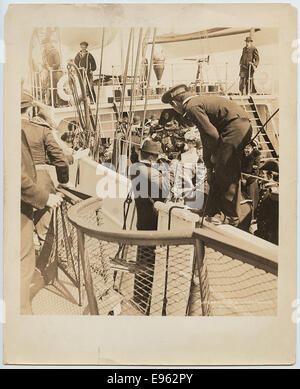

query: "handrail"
xmin=67 ymin=197 xmax=278 ymax=275
xmin=68 ymin=198 xmax=195 ymax=245
xmin=193 ymin=228 xmax=278 ymax=275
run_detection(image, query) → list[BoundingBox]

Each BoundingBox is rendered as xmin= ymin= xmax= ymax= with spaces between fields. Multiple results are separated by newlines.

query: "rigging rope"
xmin=140 ymin=28 xmax=157 ymax=145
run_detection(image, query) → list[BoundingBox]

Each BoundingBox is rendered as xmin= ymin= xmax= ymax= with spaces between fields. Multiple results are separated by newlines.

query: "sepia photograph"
xmin=3 ymin=3 xmax=297 ymax=365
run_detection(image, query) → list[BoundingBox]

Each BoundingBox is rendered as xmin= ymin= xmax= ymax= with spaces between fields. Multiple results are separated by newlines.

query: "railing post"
xmin=39 ymin=72 xmax=42 ymax=102
xmin=50 ymin=69 xmax=54 ymax=107
xmin=52 ymin=206 xmax=59 ymax=284
xmin=34 ymin=72 xmax=37 ymax=99
xmin=194 ymin=237 xmax=205 ymax=316
xmin=77 ymin=229 xmax=99 ymax=314
xmin=77 ymin=243 xmax=82 ymax=307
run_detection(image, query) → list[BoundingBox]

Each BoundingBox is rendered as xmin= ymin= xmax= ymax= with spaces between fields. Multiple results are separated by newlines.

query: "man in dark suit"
xmin=130 ymin=139 xmax=171 ymax=314
xmin=74 ymin=41 xmax=97 ymax=102
xmin=239 ymin=36 xmax=260 ymax=95
xmin=162 ymin=84 xmax=252 ymax=226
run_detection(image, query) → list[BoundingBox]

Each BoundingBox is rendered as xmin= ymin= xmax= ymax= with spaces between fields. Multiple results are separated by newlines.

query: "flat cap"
xmin=161 ymin=84 xmax=188 ymax=104
xmin=80 ymin=41 xmax=89 ymax=47
xmin=245 ymin=37 xmax=253 ymax=42
xmin=21 ymin=92 xmax=33 ymax=109
xmin=140 ymin=139 xmax=162 ymax=155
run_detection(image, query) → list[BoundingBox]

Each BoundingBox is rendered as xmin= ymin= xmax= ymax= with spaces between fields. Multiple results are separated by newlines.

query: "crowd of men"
xmin=127 ymin=84 xmax=263 ymax=233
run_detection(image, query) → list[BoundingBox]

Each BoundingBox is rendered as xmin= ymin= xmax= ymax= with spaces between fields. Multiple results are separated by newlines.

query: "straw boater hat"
xmin=245 ymin=37 xmax=253 ymax=42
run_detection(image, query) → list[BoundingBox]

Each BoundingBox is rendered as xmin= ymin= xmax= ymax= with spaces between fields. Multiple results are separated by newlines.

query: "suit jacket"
xmin=21 ymin=130 xmax=49 ymax=220
xmin=130 ymin=161 xmax=171 ymax=230
xmin=22 ymin=119 xmax=69 ymax=184
xmin=239 ymin=46 xmax=259 ymax=77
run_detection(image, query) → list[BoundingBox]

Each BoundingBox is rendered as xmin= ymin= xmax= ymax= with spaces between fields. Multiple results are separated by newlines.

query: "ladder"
xmin=230 ymin=95 xmax=279 ymax=163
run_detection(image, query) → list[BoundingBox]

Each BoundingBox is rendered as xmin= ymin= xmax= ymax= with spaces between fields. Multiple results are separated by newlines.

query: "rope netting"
xmin=62 ymin=197 xmax=277 ymax=316
xmin=199 ymin=247 xmax=277 ymax=316
xmin=75 ymin=202 xmax=200 ymax=315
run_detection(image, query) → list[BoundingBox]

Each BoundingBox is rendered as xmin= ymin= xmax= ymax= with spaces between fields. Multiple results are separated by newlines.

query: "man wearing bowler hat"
xmin=162 ymin=84 xmax=252 ymax=226
xmin=74 ymin=41 xmax=97 ymax=102
xmin=239 ymin=36 xmax=260 ymax=95
xmin=130 ymin=139 xmax=171 ymax=314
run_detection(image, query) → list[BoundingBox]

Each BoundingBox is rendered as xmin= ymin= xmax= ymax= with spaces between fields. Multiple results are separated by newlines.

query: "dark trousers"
xmin=133 ymin=246 xmax=155 ymax=315
xmin=133 ymin=199 xmax=157 ymax=315
xmin=239 ymin=75 xmax=257 ymax=95
xmin=242 ymin=178 xmax=259 ymax=219
xmin=207 ymin=121 xmax=252 ymax=224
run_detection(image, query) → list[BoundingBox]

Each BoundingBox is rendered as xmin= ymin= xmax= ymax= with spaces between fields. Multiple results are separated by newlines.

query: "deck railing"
xmin=54 ymin=195 xmax=278 ymax=316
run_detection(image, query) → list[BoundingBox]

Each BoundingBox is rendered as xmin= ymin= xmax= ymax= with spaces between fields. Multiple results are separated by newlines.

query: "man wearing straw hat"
xmin=239 ymin=36 xmax=260 ymax=95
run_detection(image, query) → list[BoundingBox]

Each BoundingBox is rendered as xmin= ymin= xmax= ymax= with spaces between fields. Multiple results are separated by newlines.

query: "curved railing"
xmin=66 ymin=196 xmax=278 ymax=316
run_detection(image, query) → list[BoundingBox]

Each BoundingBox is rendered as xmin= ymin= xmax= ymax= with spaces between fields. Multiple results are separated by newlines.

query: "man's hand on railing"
xmin=46 ymin=193 xmax=64 ymax=209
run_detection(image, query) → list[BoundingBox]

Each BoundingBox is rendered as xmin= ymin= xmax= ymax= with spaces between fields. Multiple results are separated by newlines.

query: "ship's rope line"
xmin=140 ymin=28 xmax=157 ymax=145
xmin=124 ymin=28 xmax=144 ymax=168
xmin=119 ymin=28 xmax=134 ymax=122
xmin=68 ymin=64 xmax=91 ymax=149
xmin=201 ymin=29 xmax=226 ymax=93
xmin=94 ymin=27 xmax=106 ymax=161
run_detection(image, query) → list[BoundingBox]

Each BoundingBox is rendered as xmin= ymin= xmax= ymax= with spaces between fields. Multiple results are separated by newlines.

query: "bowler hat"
xmin=80 ymin=41 xmax=89 ymax=47
xmin=161 ymin=84 xmax=188 ymax=104
xmin=245 ymin=37 xmax=253 ymax=42
xmin=140 ymin=139 xmax=162 ymax=155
